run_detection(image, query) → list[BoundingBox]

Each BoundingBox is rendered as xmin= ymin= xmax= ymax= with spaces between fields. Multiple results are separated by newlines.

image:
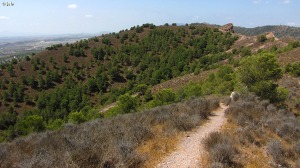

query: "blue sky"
xmin=0 ymin=0 xmax=299 ymax=36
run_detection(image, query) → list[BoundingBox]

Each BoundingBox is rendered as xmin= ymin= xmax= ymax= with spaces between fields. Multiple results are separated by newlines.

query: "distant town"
xmin=0 ymin=33 xmax=100 ymax=62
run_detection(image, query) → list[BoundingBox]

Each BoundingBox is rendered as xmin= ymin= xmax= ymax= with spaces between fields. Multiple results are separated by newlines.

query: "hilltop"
xmin=191 ymin=22 xmax=300 ymax=39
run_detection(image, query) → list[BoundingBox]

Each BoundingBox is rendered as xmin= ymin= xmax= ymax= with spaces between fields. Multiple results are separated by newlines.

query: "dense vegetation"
xmin=0 ymin=24 xmax=238 ymax=141
xmin=236 ymin=52 xmax=288 ymax=103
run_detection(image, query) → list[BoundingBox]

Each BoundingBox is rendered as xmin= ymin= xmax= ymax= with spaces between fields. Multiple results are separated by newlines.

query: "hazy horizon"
xmin=0 ymin=0 xmax=299 ymax=36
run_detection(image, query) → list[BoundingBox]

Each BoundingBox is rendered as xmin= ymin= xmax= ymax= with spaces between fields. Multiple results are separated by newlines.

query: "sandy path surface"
xmin=156 ymin=104 xmax=228 ymax=168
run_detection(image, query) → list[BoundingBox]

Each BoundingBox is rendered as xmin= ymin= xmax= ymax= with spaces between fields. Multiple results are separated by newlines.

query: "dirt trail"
xmin=156 ymin=104 xmax=229 ymax=168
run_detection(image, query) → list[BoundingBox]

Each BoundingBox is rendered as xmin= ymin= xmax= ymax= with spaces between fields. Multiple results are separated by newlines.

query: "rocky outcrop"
xmin=266 ymin=32 xmax=279 ymax=41
xmin=220 ymin=23 xmax=234 ymax=33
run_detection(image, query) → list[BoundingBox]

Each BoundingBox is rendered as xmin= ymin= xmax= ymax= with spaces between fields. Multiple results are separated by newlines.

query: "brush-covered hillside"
xmin=1 ymin=23 xmax=300 ymax=167
xmin=235 ymin=25 xmax=300 ymax=39
xmin=0 ymin=23 xmax=238 ymax=141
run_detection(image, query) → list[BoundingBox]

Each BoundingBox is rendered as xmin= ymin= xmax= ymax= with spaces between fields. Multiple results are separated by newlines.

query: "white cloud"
xmin=282 ymin=0 xmax=291 ymax=4
xmin=85 ymin=14 xmax=93 ymax=18
xmin=252 ymin=0 xmax=290 ymax=4
xmin=0 ymin=16 xmax=9 ymax=20
xmin=67 ymin=4 xmax=77 ymax=9
xmin=252 ymin=0 xmax=261 ymax=4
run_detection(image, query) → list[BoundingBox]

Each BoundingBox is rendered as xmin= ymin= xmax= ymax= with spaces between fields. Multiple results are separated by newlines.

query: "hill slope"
xmin=234 ymin=25 xmax=300 ymax=39
xmin=0 ymin=22 xmax=300 ymax=167
xmin=0 ymin=23 xmax=238 ymax=141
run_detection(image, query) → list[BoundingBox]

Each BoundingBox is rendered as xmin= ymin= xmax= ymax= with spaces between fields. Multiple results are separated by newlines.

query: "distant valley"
xmin=0 ymin=33 xmax=103 ymax=62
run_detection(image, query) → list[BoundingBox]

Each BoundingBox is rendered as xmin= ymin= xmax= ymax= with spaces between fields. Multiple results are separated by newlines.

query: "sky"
xmin=0 ymin=0 xmax=299 ymax=36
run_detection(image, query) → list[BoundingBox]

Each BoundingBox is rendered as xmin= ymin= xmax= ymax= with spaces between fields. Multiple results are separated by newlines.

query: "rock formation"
xmin=220 ymin=23 xmax=234 ymax=33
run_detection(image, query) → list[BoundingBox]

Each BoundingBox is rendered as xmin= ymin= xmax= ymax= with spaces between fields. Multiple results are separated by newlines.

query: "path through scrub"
xmin=156 ymin=104 xmax=229 ymax=168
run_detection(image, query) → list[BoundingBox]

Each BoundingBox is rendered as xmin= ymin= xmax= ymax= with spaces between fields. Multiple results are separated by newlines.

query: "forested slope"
xmin=0 ymin=24 xmax=238 ymax=141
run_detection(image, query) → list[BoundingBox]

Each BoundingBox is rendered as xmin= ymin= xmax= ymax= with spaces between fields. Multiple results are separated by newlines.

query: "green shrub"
xmin=68 ymin=112 xmax=87 ymax=124
xmin=15 ymin=115 xmax=45 ymax=135
xmin=240 ymin=47 xmax=251 ymax=57
xmin=183 ymin=83 xmax=203 ymax=98
xmin=153 ymin=89 xmax=176 ymax=105
xmin=134 ymin=84 xmax=148 ymax=95
xmin=117 ymin=93 xmax=137 ymax=114
xmin=47 ymin=119 xmax=64 ymax=130
xmin=257 ymin=34 xmax=267 ymax=43
xmin=285 ymin=62 xmax=300 ymax=77
xmin=0 ymin=111 xmax=17 ymax=130
xmin=236 ymin=52 xmax=283 ymax=102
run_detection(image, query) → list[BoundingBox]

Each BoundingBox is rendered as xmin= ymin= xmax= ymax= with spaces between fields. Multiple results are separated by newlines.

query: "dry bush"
xmin=235 ymin=125 xmax=259 ymax=146
xmin=207 ymin=97 xmax=220 ymax=111
xmin=294 ymin=141 xmax=300 ymax=155
xmin=222 ymin=94 xmax=300 ymax=167
xmin=210 ymin=162 xmax=223 ymax=168
xmin=266 ymin=139 xmax=287 ymax=166
xmin=203 ymin=132 xmax=237 ymax=166
xmin=0 ymin=97 xmax=219 ymax=167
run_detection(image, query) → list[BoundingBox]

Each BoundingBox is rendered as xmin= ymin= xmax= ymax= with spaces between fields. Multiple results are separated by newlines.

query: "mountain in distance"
xmin=191 ymin=22 xmax=300 ymax=39
xmin=234 ymin=25 xmax=300 ymax=39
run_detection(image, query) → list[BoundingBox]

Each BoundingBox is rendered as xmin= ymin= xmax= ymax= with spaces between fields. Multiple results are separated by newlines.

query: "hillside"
xmin=0 ymin=23 xmax=238 ymax=141
xmin=235 ymin=25 xmax=300 ymax=39
xmin=0 ymin=97 xmax=220 ymax=167
xmin=0 ymin=22 xmax=300 ymax=167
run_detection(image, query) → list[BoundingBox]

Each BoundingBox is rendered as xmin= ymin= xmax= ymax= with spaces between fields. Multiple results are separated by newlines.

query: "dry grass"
xmin=0 ymin=97 xmax=219 ymax=167
xmin=151 ymin=69 xmax=217 ymax=94
xmin=238 ymin=146 xmax=269 ymax=168
xmin=230 ymin=34 xmax=288 ymax=54
xmin=278 ymin=48 xmax=300 ymax=66
xmin=137 ymin=124 xmax=181 ymax=168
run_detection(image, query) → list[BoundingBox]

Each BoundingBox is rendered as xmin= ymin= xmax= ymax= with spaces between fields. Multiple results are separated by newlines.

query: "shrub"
xmin=25 ymin=56 xmax=31 ymax=61
xmin=236 ymin=53 xmax=283 ymax=102
xmin=285 ymin=62 xmax=300 ymax=77
xmin=257 ymin=34 xmax=267 ymax=43
xmin=154 ymin=89 xmax=176 ymax=105
xmin=275 ymin=122 xmax=300 ymax=141
xmin=240 ymin=47 xmax=251 ymax=57
xmin=134 ymin=84 xmax=148 ymax=95
xmin=117 ymin=93 xmax=137 ymax=114
xmin=47 ymin=119 xmax=64 ymax=130
xmin=171 ymin=114 xmax=199 ymax=131
xmin=15 ymin=115 xmax=45 ymax=135
xmin=203 ymin=132 xmax=237 ymax=165
xmin=68 ymin=112 xmax=87 ymax=124
xmin=294 ymin=141 xmax=300 ymax=155
xmin=266 ymin=139 xmax=286 ymax=166
xmin=183 ymin=83 xmax=203 ymax=98
xmin=11 ymin=58 xmax=18 ymax=64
